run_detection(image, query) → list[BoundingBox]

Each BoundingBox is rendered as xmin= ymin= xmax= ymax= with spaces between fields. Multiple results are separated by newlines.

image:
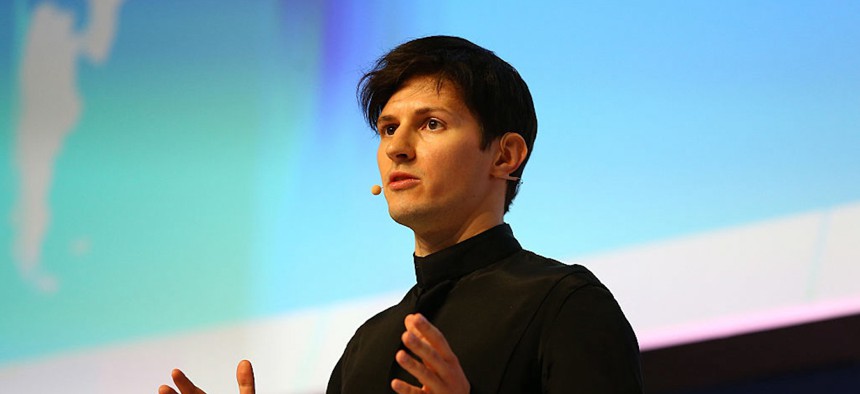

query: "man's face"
xmin=376 ymin=75 xmax=498 ymax=234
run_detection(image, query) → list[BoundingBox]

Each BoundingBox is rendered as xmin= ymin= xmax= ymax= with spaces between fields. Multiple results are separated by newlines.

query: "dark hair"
xmin=358 ymin=35 xmax=537 ymax=213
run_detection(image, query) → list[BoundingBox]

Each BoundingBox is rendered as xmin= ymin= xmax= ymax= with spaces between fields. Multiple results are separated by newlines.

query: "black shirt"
xmin=327 ymin=224 xmax=643 ymax=393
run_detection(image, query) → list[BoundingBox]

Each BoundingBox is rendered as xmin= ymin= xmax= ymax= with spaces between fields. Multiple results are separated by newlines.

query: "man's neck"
xmin=412 ymin=213 xmax=503 ymax=257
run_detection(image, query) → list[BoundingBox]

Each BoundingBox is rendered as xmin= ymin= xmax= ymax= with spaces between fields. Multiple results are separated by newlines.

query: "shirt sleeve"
xmin=326 ymin=354 xmax=344 ymax=394
xmin=540 ymin=283 xmax=644 ymax=393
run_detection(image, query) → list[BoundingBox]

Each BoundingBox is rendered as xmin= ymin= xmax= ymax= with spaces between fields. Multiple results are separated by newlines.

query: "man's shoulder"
xmin=351 ymin=288 xmax=414 ymax=337
xmin=498 ymin=249 xmax=605 ymax=291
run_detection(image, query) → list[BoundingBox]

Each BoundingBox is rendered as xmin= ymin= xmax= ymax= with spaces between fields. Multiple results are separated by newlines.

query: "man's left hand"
xmin=391 ymin=313 xmax=470 ymax=394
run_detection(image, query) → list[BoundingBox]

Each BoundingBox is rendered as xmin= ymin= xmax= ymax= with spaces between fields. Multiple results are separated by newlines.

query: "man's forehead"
xmin=378 ymin=106 xmax=454 ymax=122
xmin=378 ymin=76 xmax=466 ymax=117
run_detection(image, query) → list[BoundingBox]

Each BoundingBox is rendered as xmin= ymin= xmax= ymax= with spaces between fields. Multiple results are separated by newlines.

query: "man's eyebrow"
xmin=414 ymin=107 xmax=447 ymax=115
xmin=377 ymin=107 xmax=452 ymax=123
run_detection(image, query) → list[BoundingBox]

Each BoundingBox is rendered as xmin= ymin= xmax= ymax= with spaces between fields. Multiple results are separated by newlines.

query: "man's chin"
xmin=388 ymin=209 xmax=420 ymax=228
xmin=388 ymin=206 xmax=432 ymax=229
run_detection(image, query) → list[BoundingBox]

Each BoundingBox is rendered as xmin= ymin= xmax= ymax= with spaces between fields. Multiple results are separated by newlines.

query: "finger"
xmin=236 ymin=359 xmax=255 ymax=394
xmin=406 ymin=314 xmax=457 ymax=362
xmin=171 ymin=369 xmax=206 ymax=394
xmin=391 ymin=378 xmax=424 ymax=394
xmin=405 ymin=314 xmax=464 ymax=382
xmin=395 ymin=348 xmax=440 ymax=388
xmin=401 ymin=328 xmax=447 ymax=378
xmin=406 ymin=314 xmax=471 ymax=388
xmin=158 ymin=385 xmax=178 ymax=394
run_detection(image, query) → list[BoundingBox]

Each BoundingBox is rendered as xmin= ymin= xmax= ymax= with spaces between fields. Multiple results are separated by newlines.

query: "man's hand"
xmin=158 ymin=359 xmax=255 ymax=394
xmin=391 ymin=313 xmax=470 ymax=394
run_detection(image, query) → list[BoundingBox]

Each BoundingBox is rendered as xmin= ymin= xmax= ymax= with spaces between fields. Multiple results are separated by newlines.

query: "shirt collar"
xmin=413 ymin=223 xmax=522 ymax=289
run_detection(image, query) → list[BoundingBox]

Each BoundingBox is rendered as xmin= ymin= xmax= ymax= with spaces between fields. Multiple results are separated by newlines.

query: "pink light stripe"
xmin=638 ymin=296 xmax=860 ymax=350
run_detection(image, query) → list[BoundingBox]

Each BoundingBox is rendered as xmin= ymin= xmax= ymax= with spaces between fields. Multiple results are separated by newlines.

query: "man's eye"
xmin=381 ymin=125 xmax=397 ymax=136
xmin=426 ymin=119 xmax=442 ymax=131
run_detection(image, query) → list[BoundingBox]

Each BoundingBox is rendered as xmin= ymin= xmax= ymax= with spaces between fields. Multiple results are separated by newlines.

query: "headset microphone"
xmin=496 ymin=175 xmax=520 ymax=181
xmin=371 ymin=184 xmax=382 ymax=195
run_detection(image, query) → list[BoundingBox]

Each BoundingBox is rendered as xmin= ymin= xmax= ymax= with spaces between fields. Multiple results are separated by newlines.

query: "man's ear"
xmin=491 ymin=132 xmax=528 ymax=181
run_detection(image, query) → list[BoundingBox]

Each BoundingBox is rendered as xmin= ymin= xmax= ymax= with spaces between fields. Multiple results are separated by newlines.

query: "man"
xmin=328 ymin=35 xmax=642 ymax=394
xmin=159 ymin=36 xmax=642 ymax=394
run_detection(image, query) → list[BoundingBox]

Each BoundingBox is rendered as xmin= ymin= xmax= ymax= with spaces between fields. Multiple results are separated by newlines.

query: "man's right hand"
xmin=158 ymin=359 xmax=255 ymax=394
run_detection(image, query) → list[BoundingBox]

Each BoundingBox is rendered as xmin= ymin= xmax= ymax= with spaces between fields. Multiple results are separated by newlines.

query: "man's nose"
xmin=385 ymin=129 xmax=416 ymax=162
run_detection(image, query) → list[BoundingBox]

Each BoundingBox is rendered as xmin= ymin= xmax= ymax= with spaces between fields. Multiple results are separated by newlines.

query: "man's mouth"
xmin=388 ymin=171 xmax=420 ymax=191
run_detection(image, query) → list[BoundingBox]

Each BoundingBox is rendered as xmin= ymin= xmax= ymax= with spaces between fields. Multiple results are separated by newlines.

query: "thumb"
xmin=236 ymin=360 xmax=255 ymax=394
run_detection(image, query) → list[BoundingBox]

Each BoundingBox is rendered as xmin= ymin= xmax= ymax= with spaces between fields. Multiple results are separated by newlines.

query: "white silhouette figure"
xmin=13 ymin=0 xmax=124 ymax=292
